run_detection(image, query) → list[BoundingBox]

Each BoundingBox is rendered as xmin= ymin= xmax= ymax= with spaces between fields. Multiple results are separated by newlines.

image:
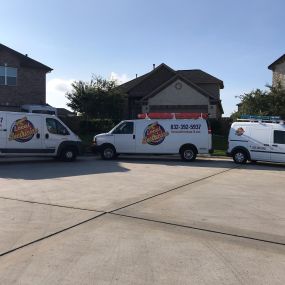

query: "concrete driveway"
xmin=0 ymin=156 xmax=284 ymax=284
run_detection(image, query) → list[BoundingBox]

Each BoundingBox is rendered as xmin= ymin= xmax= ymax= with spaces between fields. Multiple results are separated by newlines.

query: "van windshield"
xmin=110 ymin=122 xmax=134 ymax=134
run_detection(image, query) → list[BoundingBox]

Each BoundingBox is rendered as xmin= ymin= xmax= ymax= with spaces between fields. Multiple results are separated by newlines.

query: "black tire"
xmin=233 ymin=150 xmax=247 ymax=164
xmin=101 ymin=145 xmax=116 ymax=160
xmin=60 ymin=147 xmax=77 ymax=162
xmin=180 ymin=146 xmax=197 ymax=162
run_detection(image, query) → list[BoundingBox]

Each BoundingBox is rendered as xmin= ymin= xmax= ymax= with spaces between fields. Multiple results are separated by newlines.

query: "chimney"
xmin=136 ymin=73 xmax=138 ymax=78
xmin=153 ymin=64 xmax=155 ymax=70
xmin=25 ymin=54 xmax=28 ymax=57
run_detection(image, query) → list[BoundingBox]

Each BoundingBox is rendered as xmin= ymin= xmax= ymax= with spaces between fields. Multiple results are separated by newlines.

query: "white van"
xmin=0 ymin=111 xmax=81 ymax=161
xmin=92 ymin=113 xmax=212 ymax=161
xmin=227 ymin=115 xmax=285 ymax=164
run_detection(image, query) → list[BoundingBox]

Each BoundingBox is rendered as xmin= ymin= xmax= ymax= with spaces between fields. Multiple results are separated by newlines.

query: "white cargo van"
xmin=92 ymin=113 xmax=212 ymax=161
xmin=0 ymin=111 xmax=81 ymax=161
xmin=227 ymin=115 xmax=285 ymax=164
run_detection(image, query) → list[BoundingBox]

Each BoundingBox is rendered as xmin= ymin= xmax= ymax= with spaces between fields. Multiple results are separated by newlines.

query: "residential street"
xmin=0 ymin=156 xmax=284 ymax=284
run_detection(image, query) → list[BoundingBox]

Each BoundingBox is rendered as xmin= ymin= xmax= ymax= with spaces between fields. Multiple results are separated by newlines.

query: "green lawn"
xmin=212 ymin=135 xmax=228 ymax=156
xmin=79 ymin=133 xmax=94 ymax=153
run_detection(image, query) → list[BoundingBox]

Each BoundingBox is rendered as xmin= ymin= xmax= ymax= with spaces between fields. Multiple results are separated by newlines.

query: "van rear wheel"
xmin=101 ymin=145 xmax=116 ymax=160
xmin=180 ymin=147 xmax=197 ymax=162
xmin=233 ymin=150 xmax=247 ymax=164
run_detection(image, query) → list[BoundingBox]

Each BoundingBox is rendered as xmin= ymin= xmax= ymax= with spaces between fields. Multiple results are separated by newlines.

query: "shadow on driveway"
xmin=0 ymin=155 xmax=284 ymax=181
xmin=116 ymin=155 xmax=285 ymax=171
xmin=0 ymin=157 xmax=130 ymax=180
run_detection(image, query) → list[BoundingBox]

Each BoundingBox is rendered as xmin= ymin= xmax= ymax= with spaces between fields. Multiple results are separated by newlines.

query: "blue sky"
xmin=1 ymin=0 xmax=284 ymax=116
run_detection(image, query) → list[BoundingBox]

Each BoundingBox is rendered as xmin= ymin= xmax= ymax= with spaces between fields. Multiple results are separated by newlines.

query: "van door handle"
xmin=45 ymin=133 xmax=49 ymax=139
xmin=264 ymin=144 xmax=269 ymax=146
xmin=272 ymin=144 xmax=278 ymax=147
xmin=36 ymin=133 xmax=40 ymax=139
xmin=133 ymin=134 xmax=135 ymax=139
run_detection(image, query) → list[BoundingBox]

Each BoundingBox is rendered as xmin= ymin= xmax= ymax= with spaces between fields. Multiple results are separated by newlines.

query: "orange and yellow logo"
xmin=235 ymin=127 xmax=245 ymax=136
xmin=142 ymin=122 xmax=169 ymax=145
xmin=9 ymin=117 xmax=38 ymax=143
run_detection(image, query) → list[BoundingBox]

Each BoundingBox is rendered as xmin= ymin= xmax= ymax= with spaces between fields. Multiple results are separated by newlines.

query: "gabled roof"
xmin=140 ymin=73 xmax=216 ymax=102
xmin=119 ymin=63 xmax=224 ymax=98
xmin=120 ymin=63 xmax=176 ymax=98
xmin=268 ymin=54 xmax=285 ymax=70
xmin=0 ymin=43 xmax=53 ymax=72
xmin=177 ymin=70 xmax=224 ymax=88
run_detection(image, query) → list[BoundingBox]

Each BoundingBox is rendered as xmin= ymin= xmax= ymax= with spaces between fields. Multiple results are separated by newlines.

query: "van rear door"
xmin=271 ymin=129 xmax=285 ymax=163
xmin=0 ymin=113 xmax=7 ymax=150
xmin=6 ymin=114 xmax=43 ymax=153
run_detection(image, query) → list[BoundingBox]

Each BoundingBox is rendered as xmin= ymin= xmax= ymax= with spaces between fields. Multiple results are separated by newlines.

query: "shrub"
xmin=79 ymin=119 xmax=115 ymax=134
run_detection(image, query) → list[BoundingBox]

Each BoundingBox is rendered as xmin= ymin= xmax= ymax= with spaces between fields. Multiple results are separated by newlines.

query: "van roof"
xmin=232 ymin=121 xmax=285 ymax=128
xmin=0 ymin=111 xmax=56 ymax=117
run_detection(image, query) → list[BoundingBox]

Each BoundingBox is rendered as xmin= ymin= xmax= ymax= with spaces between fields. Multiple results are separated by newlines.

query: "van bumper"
xmin=91 ymin=144 xmax=102 ymax=154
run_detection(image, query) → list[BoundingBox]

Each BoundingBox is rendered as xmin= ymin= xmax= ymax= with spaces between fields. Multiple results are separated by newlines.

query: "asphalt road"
xmin=0 ymin=156 xmax=284 ymax=284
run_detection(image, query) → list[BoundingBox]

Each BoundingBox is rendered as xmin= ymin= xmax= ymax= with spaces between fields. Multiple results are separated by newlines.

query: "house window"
xmin=0 ymin=65 xmax=17 ymax=86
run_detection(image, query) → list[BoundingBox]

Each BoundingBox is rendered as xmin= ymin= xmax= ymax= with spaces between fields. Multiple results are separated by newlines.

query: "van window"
xmin=46 ymin=118 xmax=70 ymax=136
xmin=112 ymin=122 xmax=134 ymax=134
xmin=274 ymin=130 xmax=285 ymax=144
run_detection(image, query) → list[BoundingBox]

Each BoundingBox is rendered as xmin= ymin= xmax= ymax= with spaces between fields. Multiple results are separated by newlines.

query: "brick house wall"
xmin=0 ymin=45 xmax=51 ymax=111
xmin=272 ymin=61 xmax=285 ymax=89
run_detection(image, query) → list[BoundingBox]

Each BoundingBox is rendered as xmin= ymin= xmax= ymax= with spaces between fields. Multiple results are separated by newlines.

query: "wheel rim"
xmin=104 ymin=148 xmax=114 ymax=159
xmin=66 ymin=151 xmax=74 ymax=159
xmin=235 ymin=152 xmax=245 ymax=163
xmin=184 ymin=150 xmax=194 ymax=160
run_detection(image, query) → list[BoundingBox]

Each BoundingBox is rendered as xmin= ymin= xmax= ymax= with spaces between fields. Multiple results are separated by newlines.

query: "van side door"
xmin=271 ymin=130 xmax=285 ymax=163
xmin=112 ymin=121 xmax=136 ymax=153
xmin=249 ymin=127 xmax=271 ymax=162
xmin=0 ymin=113 xmax=7 ymax=150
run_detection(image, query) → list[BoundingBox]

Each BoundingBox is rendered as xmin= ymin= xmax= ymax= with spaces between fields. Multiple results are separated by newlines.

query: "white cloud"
xmin=46 ymin=78 xmax=74 ymax=109
xmin=109 ymin=72 xmax=129 ymax=84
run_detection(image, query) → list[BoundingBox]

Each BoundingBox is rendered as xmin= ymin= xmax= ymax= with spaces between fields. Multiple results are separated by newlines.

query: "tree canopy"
xmin=66 ymin=76 xmax=127 ymax=120
xmin=231 ymin=82 xmax=285 ymax=120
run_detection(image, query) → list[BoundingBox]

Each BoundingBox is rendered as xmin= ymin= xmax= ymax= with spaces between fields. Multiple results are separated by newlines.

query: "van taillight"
xmin=206 ymin=120 xmax=212 ymax=134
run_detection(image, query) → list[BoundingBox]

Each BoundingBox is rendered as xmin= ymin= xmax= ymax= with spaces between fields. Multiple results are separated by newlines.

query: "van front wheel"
xmin=180 ymin=147 xmax=197 ymax=162
xmin=233 ymin=150 xmax=247 ymax=164
xmin=60 ymin=147 xmax=77 ymax=162
xmin=101 ymin=145 xmax=116 ymax=160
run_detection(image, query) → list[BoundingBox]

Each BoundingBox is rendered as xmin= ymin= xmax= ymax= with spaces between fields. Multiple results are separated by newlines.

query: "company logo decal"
xmin=235 ymin=127 xmax=245 ymax=136
xmin=9 ymin=117 xmax=38 ymax=143
xmin=142 ymin=122 xmax=169 ymax=145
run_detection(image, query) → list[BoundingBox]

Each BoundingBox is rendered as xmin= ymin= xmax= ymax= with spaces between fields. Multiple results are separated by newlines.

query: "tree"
xmin=267 ymin=82 xmax=285 ymax=118
xmin=66 ymin=76 xmax=127 ymax=120
xmin=231 ymin=82 xmax=285 ymax=119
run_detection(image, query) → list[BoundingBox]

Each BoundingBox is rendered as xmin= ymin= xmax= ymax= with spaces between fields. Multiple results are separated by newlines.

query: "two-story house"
xmin=119 ymin=63 xmax=224 ymax=119
xmin=0 ymin=43 xmax=52 ymax=111
xmin=268 ymin=54 xmax=285 ymax=88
